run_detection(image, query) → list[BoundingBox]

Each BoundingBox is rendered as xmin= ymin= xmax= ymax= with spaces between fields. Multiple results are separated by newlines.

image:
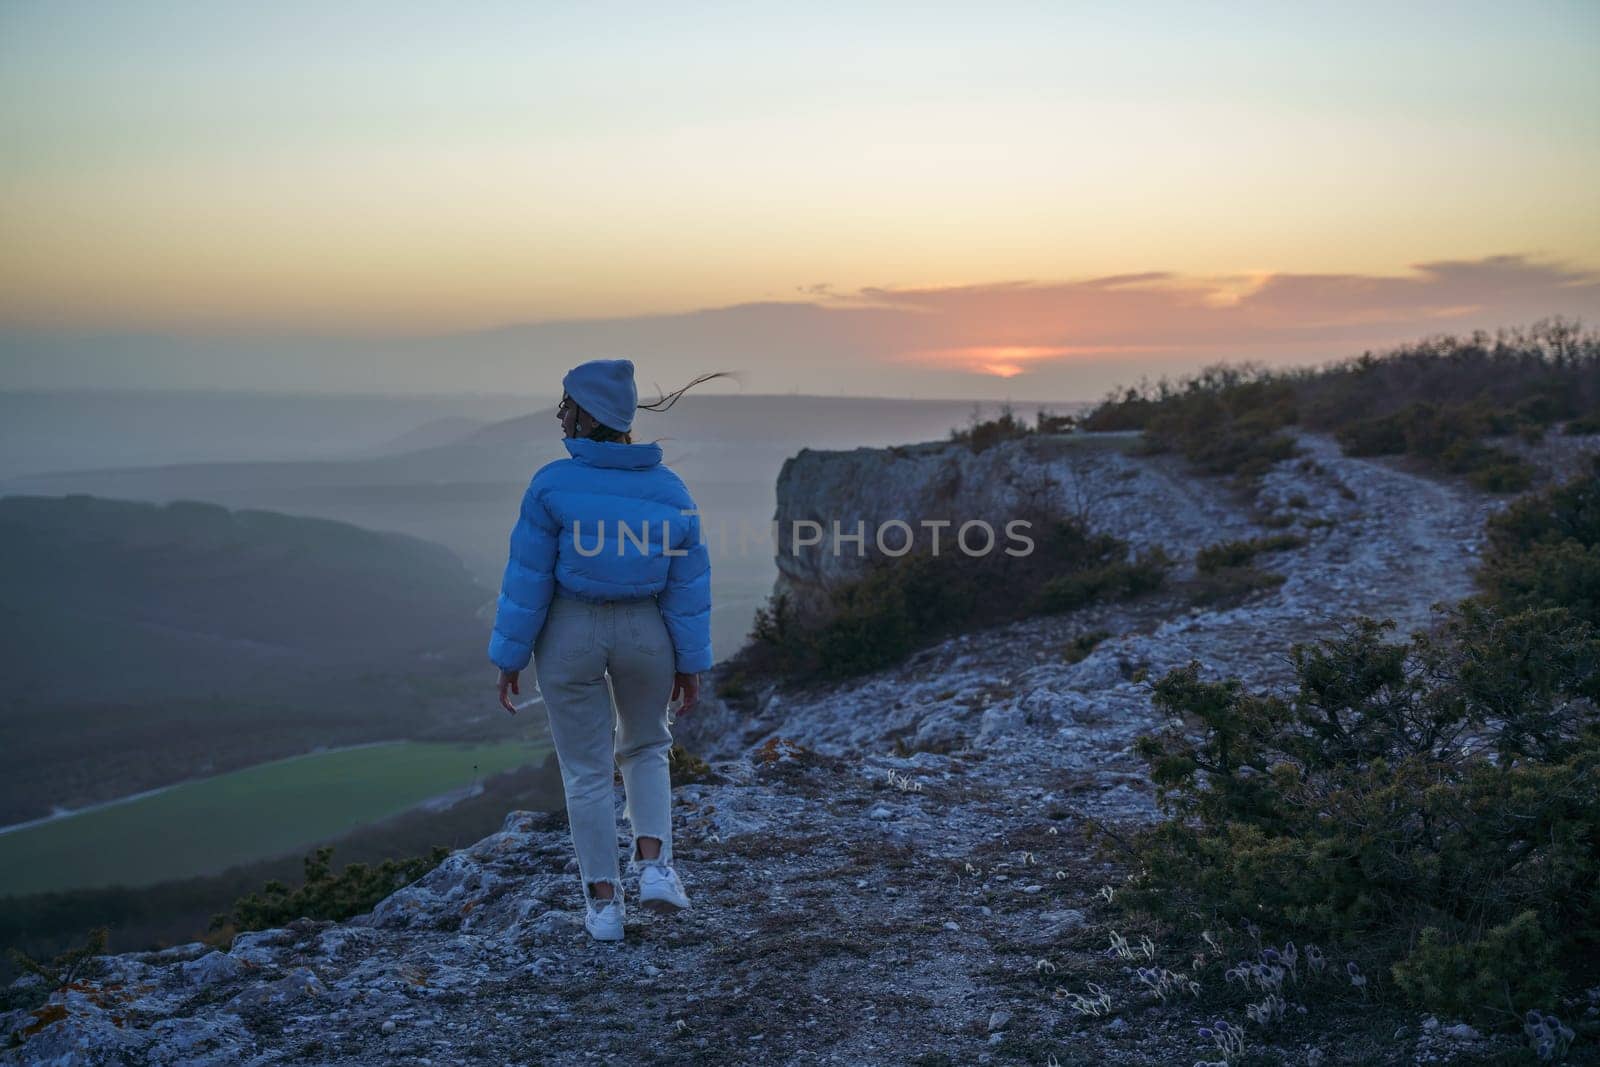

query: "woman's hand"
xmin=671 ymin=672 xmax=700 ymax=714
xmin=498 ymin=669 xmax=521 ymax=715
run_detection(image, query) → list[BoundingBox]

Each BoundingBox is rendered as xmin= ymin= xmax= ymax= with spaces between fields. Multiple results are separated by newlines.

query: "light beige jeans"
xmin=533 ymin=593 xmax=677 ymax=906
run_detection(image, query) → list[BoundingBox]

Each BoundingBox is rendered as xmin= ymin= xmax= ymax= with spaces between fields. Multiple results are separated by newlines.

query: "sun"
xmin=892 ymin=342 xmax=1177 ymax=378
xmin=895 ymin=345 xmax=1083 ymax=377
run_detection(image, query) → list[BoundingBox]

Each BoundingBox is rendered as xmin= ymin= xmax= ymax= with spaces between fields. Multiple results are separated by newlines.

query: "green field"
xmin=0 ymin=740 xmax=551 ymax=896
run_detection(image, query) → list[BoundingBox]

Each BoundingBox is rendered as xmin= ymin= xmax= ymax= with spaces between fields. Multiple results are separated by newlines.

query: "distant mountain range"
xmin=0 ymin=389 xmax=553 ymax=481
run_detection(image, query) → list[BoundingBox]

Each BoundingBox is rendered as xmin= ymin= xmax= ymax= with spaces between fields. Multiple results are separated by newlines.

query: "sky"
xmin=2 ymin=0 xmax=1598 ymax=399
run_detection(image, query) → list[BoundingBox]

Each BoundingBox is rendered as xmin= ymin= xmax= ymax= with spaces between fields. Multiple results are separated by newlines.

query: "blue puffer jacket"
xmin=488 ymin=436 xmax=713 ymax=675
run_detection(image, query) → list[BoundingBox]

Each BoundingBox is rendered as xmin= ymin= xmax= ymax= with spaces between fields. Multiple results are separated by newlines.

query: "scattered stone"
xmin=912 ymin=712 xmax=966 ymax=752
xmin=525 ymin=909 xmax=579 ymax=937
xmin=222 ymin=968 xmax=326 ymax=1015
xmin=180 ymin=950 xmax=244 ymax=986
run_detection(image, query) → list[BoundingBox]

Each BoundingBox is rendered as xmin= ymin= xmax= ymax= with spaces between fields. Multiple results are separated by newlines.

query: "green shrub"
xmin=668 ymin=743 xmax=716 ymax=784
xmin=1299 ymin=321 xmax=1598 ymax=430
xmin=3 ymin=927 xmax=107 ymax=1013
xmin=1035 ymin=408 xmax=1079 ymax=434
xmin=1085 ymin=363 xmax=1302 ymax=481
xmin=949 ymin=402 xmax=1034 ymax=453
xmin=1195 ymin=533 xmax=1307 ymax=573
xmin=1083 ymin=320 xmax=1600 ymax=488
xmin=1483 ymin=455 xmax=1600 ymax=551
xmin=1478 ymin=457 xmax=1600 ymax=628
xmin=1350 ymin=401 xmax=1504 ymax=457
xmin=714 ymin=672 xmax=750 ymax=701
xmin=1391 ymin=911 xmax=1565 ymax=1021
xmin=1481 ymin=538 xmax=1600 ymax=630
xmin=1079 ymin=385 xmax=1160 ymax=432
xmin=1118 ymin=603 xmax=1600 ymax=1025
xmin=1143 ymin=376 xmax=1301 ymax=480
xmin=748 ymin=591 xmax=814 ymax=677
xmin=1334 ymin=408 xmax=1411 ymax=455
xmin=1184 ymin=565 xmax=1287 ymax=608
xmin=807 ymin=553 xmax=978 ymax=677
xmin=1564 ymin=410 xmax=1600 ymax=435
xmin=1464 ymin=456 xmax=1534 ymax=493
xmin=742 ymin=517 xmax=1169 ymax=681
xmin=1063 ymin=630 xmax=1111 ymax=663
xmin=210 ymin=845 xmax=448 ymax=937
xmin=1332 ymin=401 xmax=1536 ymax=492
xmin=1033 ymin=552 xmax=1169 ymax=613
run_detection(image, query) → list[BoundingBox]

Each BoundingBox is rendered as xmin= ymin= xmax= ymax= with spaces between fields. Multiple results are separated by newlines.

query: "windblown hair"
xmin=578 ymin=370 xmax=738 ymax=443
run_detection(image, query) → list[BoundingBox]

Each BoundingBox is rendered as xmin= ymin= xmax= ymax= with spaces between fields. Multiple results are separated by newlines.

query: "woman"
xmin=488 ymin=358 xmax=723 ymax=942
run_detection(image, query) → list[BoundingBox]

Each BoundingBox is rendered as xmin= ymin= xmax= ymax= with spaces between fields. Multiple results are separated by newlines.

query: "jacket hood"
xmin=563 ymin=436 xmax=663 ymax=470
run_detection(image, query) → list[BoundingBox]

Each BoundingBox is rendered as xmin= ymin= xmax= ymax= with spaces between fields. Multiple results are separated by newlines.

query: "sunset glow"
xmin=1 ymin=2 xmax=1597 ymax=398
xmin=899 ymin=345 xmax=1170 ymax=379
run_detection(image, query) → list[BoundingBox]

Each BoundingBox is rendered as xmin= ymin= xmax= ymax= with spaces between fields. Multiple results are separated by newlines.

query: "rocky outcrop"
xmin=772 ymin=432 xmax=1261 ymax=627
xmin=712 ymin=433 xmax=1499 ymax=763
xmin=7 ymin=430 xmax=1594 ymax=1067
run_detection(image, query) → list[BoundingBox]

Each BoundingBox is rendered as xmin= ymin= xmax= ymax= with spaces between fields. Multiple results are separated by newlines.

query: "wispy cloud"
xmin=3 ymin=255 xmax=1596 ymax=399
xmin=833 ymin=254 xmax=1600 ymax=353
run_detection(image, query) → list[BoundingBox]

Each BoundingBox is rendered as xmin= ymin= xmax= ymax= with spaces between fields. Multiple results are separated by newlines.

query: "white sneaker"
xmin=584 ymin=894 xmax=625 ymax=942
xmin=637 ymin=861 xmax=691 ymax=914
